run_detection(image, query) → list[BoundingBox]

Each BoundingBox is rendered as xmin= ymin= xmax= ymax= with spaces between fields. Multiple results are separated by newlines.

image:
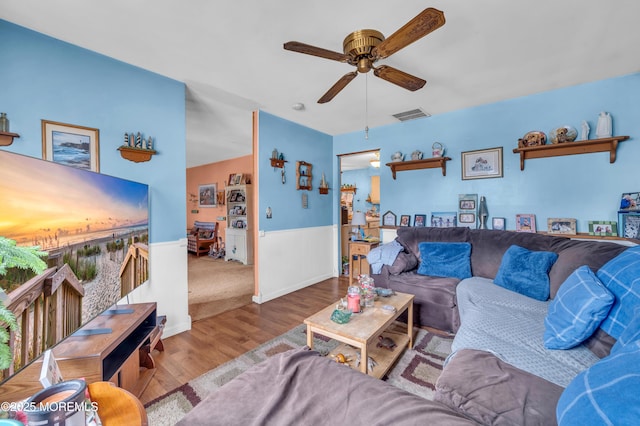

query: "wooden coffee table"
xmin=304 ymin=291 xmax=414 ymax=379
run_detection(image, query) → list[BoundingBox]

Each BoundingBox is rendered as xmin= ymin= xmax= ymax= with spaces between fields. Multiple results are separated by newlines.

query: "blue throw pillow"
xmin=596 ymin=245 xmax=640 ymax=339
xmin=556 ymin=340 xmax=640 ymax=425
xmin=611 ymin=307 xmax=640 ymax=354
xmin=494 ymin=245 xmax=558 ymax=301
xmin=417 ymin=242 xmax=472 ymax=280
xmin=544 ymin=266 xmax=614 ymax=350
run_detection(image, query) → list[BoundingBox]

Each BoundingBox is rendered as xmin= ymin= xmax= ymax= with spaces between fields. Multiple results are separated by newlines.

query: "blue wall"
xmin=258 ymin=111 xmax=333 ymax=231
xmin=334 ymin=73 xmax=640 ymax=232
xmin=1 ymin=20 xmax=186 ymax=243
xmin=341 ymin=167 xmax=380 ymax=214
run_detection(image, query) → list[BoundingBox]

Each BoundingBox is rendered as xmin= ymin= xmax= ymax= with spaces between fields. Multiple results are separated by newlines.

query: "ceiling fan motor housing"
xmin=343 ymin=29 xmax=384 ymax=72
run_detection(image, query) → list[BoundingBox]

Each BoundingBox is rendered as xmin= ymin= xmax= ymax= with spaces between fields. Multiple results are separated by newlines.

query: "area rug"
xmin=144 ymin=324 xmax=453 ymax=426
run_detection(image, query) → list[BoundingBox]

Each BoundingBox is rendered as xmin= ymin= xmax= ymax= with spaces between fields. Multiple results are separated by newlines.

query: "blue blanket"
xmin=366 ymin=240 xmax=404 ymax=274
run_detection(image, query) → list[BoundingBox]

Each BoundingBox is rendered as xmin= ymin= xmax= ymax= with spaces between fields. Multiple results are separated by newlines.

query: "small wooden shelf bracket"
xmin=118 ymin=146 xmax=157 ymax=163
xmin=0 ymin=131 xmax=20 ymax=146
xmin=386 ymin=157 xmax=451 ymax=180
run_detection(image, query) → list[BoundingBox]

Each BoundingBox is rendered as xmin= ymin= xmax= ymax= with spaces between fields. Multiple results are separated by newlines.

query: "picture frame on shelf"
xmin=515 ymin=214 xmax=536 ymax=233
xmin=233 ymin=173 xmax=244 ymax=185
xmin=547 ymin=218 xmax=577 ymax=235
xmin=492 ymin=217 xmax=506 ymax=230
xmin=459 ymin=199 xmax=476 ymax=210
xmin=228 ymin=173 xmax=235 ymax=186
xmin=431 ymin=212 xmax=457 ymax=228
xmin=198 ymin=183 xmax=217 ymax=208
xmin=41 ymin=120 xmax=100 ymax=172
xmin=461 ymin=147 xmax=503 ymax=180
xmin=459 ymin=212 xmax=476 ymax=225
xmin=619 ymin=192 xmax=640 ymax=212
xmin=414 ymin=214 xmax=426 ymax=227
xmin=382 ymin=210 xmax=397 ymax=226
xmin=399 ymin=215 xmax=411 ymax=227
xmin=588 ymin=220 xmax=617 ymax=237
xmin=619 ymin=213 xmax=640 ymax=239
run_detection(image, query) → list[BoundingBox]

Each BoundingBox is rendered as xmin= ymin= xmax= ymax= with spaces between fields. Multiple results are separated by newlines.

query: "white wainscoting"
xmin=124 ymin=238 xmax=191 ymax=338
xmin=254 ymin=225 xmax=335 ymax=304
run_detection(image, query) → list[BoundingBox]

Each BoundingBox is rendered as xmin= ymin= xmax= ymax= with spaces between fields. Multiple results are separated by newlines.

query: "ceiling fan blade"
xmin=373 ymin=65 xmax=426 ymax=91
xmin=318 ymin=71 xmax=358 ymax=103
xmin=284 ymin=41 xmax=349 ymax=62
xmin=372 ymin=8 xmax=445 ymax=59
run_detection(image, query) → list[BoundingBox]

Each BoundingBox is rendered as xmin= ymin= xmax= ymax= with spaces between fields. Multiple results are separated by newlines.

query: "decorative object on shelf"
xmin=517 ymin=131 xmax=546 ymax=148
xmin=596 ymin=111 xmax=612 ymax=138
xmin=119 ymin=130 xmax=156 ymax=163
xmin=478 ymin=196 xmax=489 ymax=229
xmin=340 ymin=184 xmax=357 ymax=193
xmin=399 ymin=214 xmax=411 ymax=227
xmin=547 ymin=218 xmax=577 ymax=235
xmin=461 ymin=147 xmax=503 ymax=180
xmin=512 ymin=135 xmax=630 ymax=170
xmin=431 ymin=212 xmax=457 ymax=227
xmin=198 ymin=183 xmax=217 ymax=208
xmin=432 ymin=142 xmax=445 ymax=157
xmin=382 ymin=210 xmax=396 ymax=226
xmin=549 ymin=126 xmax=578 ymax=144
xmin=580 ymin=120 xmax=590 ymax=141
xmin=272 ymin=148 xmax=278 ymax=159
xmin=0 ymin=112 xmax=9 ymax=132
xmin=319 ymin=172 xmax=329 ymax=194
xmin=414 ymin=214 xmax=426 ymax=227
xmin=390 ymin=151 xmax=404 ymax=162
xmin=619 ymin=192 xmax=640 ymax=212
xmin=588 ymin=221 xmax=617 ymax=237
xmin=515 ymin=214 xmax=536 ymax=233
xmin=618 ymin=213 xmax=640 ymax=238
xmin=42 ymin=120 xmax=100 ymax=172
xmin=459 ymin=193 xmax=478 ymax=229
xmin=296 ymin=161 xmax=313 ymax=190
xmin=270 ymin=149 xmax=287 ymax=169
xmin=411 ymin=150 xmax=423 ymax=160
xmin=492 ymin=217 xmax=506 ymax=231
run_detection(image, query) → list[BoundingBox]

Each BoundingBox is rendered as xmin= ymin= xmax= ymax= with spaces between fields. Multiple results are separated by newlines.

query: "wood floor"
xmin=140 ymin=276 xmax=349 ymax=405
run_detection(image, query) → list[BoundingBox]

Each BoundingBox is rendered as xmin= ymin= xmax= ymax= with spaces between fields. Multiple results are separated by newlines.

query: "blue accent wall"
xmin=1 ymin=20 xmax=186 ymax=243
xmin=258 ymin=111 xmax=333 ymax=231
xmin=334 ymin=73 xmax=640 ymax=232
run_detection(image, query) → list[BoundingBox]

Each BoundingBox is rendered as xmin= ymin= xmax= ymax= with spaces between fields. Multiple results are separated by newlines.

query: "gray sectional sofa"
xmin=180 ymin=227 xmax=640 ymax=425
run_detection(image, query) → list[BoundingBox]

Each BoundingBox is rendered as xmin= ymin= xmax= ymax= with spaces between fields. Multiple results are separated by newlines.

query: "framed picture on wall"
xmin=399 ymin=215 xmax=411 ymax=227
xmin=41 ymin=120 xmax=100 ymax=172
xmin=198 ymin=183 xmax=217 ymax=207
xmin=461 ymin=147 xmax=503 ymax=180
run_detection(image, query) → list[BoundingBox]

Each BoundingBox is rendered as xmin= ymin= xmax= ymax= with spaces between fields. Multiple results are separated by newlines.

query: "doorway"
xmin=338 ymin=149 xmax=381 ymax=275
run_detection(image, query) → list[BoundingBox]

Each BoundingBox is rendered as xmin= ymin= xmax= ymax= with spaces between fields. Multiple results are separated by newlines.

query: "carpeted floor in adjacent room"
xmin=188 ymin=255 xmax=254 ymax=322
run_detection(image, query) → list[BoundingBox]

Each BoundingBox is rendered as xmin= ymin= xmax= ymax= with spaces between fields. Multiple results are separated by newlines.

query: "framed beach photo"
xmin=414 ymin=214 xmax=426 ymax=227
xmin=382 ymin=210 xmax=397 ymax=226
xmin=461 ymin=147 xmax=503 ymax=180
xmin=515 ymin=214 xmax=536 ymax=233
xmin=42 ymin=120 xmax=100 ymax=172
xmin=492 ymin=217 xmax=506 ymax=230
xmin=399 ymin=215 xmax=411 ymax=227
xmin=547 ymin=218 xmax=577 ymax=235
xmin=198 ymin=183 xmax=217 ymax=208
xmin=431 ymin=212 xmax=457 ymax=228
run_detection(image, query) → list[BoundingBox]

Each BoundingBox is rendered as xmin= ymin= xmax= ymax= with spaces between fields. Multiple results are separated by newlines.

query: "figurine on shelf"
xmin=580 ymin=121 xmax=590 ymax=141
xmin=135 ymin=132 xmax=142 ymax=148
xmin=596 ymin=111 xmax=612 ymax=138
xmin=124 ymin=133 xmax=130 ymax=146
xmin=146 ymin=137 xmax=153 ymax=150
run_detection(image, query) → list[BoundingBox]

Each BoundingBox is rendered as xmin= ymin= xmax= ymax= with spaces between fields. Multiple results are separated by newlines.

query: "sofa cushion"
xmin=387 ymin=251 xmax=418 ymax=275
xmin=494 ymin=245 xmax=558 ymax=301
xmin=596 ymin=245 xmax=639 ymax=339
xmin=435 ymin=349 xmax=563 ymax=426
xmin=417 ymin=242 xmax=472 ymax=280
xmin=396 ymin=226 xmax=470 ymax=261
xmin=556 ymin=340 xmax=640 ymax=425
xmin=611 ymin=307 xmax=640 ymax=354
xmin=544 ymin=266 xmax=614 ymax=350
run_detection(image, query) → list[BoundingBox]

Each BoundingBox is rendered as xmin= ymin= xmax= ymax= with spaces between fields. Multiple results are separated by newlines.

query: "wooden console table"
xmin=88 ymin=381 xmax=148 ymax=425
xmin=0 ymin=303 xmax=163 ymax=402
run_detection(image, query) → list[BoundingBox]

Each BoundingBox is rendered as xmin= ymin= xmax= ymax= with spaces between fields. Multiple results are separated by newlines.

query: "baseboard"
xmin=163 ymin=316 xmax=192 ymax=338
xmin=253 ymin=272 xmax=334 ymax=304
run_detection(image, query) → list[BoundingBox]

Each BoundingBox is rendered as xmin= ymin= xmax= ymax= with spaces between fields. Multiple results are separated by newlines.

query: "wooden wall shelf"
xmin=512 ymin=136 xmax=630 ymax=170
xmin=319 ymin=187 xmax=329 ymax=194
xmin=118 ymin=146 xmax=157 ymax=163
xmin=270 ymin=158 xmax=287 ymax=168
xmin=0 ymin=131 xmax=20 ymax=146
xmin=340 ymin=187 xmax=357 ymax=193
xmin=386 ymin=157 xmax=451 ymax=179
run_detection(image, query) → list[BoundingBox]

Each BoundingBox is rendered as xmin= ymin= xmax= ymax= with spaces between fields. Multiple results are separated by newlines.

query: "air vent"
xmin=392 ymin=108 xmax=431 ymax=122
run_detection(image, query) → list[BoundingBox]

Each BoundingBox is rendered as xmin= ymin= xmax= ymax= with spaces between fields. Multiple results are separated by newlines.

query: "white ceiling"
xmin=3 ymin=1 xmax=639 ymax=168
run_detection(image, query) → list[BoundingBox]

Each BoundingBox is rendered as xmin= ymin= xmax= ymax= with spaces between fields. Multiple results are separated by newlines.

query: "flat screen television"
xmin=0 ymin=149 xmax=149 ymax=384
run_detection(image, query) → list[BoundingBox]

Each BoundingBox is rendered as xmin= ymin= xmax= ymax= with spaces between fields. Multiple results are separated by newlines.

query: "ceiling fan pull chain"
xmin=365 ymin=73 xmax=369 ymax=140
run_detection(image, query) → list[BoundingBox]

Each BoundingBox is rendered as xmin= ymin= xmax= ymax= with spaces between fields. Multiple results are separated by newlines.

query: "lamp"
xmin=478 ymin=196 xmax=489 ymax=229
xmin=370 ymin=152 xmax=380 ymax=168
xmin=351 ymin=211 xmax=367 ymax=241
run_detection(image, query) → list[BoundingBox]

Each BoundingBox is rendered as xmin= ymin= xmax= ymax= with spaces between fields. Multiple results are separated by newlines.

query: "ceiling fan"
xmin=284 ymin=8 xmax=445 ymax=104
